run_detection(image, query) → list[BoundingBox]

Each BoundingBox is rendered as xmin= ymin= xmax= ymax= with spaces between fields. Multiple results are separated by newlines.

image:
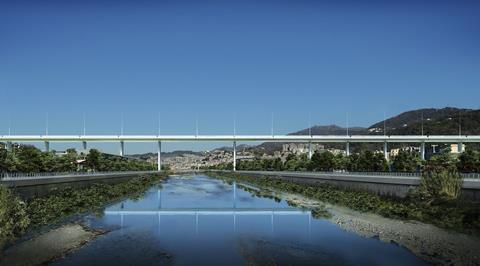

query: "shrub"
xmin=0 ymin=186 xmax=30 ymax=249
xmin=414 ymin=152 xmax=462 ymax=205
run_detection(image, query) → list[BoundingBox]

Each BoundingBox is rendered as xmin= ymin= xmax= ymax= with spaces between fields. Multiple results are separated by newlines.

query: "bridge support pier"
xmin=119 ymin=141 xmax=124 ymax=156
xmin=420 ymin=142 xmax=425 ymax=160
xmin=383 ymin=142 xmax=389 ymax=161
xmin=346 ymin=142 xmax=350 ymax=156
xmin=233 ymin=141 xmax=237 ymax=171
xmin=157 ymin=141 xmax=162 ymax=172
xmin=82 ymin=141 xmax=87 ymax=151
xmin=45 ymin=141 xmax=50 ymax=152
xmin=458 ymin=142 xmax=464 ymax=153
xmin=308 ymin=142 xmax=312 ymax=160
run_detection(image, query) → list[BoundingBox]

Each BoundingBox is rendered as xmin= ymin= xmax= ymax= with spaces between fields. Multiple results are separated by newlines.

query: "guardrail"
xmin=0 ymin=170 xmax=158 ymax=181
xmin=223 ymin=170 xmax=480 ymax=179
xmin=321 ymin=171 xmax=480 ymax=179
xmin=2 ymin=170 xmax=480 ymax=181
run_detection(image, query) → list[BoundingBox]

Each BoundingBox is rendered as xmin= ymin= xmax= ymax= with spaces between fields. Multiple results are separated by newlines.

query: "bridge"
xmin=2 ymin=134 xmax=480 ymax=171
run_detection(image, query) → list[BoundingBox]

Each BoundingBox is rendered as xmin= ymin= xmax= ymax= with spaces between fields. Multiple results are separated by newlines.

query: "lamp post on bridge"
xmin=157 ymin=141 xmax=162 ymax=172
xmin=119 ymin=141 xmax=125 ymax=156
xmin=383 ymin=142 xmax=389 ymax=161
xmin=420 ymin=141 xmax=426 ymax=160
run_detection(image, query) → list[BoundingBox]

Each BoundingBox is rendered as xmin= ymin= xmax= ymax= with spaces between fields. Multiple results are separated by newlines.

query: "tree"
xmin=413 ymin=151 xmax=462 ymax=204
xmin=333 ymin=154 xmax=348 ymax=170
xmin=310 ymin=151 xmax=335 ymax=171
xmin=284 ymin=154 xmax=300 ymax=171
xmin=14 ymin=145 xmax=43 ymax=172
xmin=346 ymin=153 xmax=360 ymax=171
xmin=457 ymin=150 xmax=480 ymax=173
xmin=391 ymin=150 xmax=422 ymax=172
xmin=85 ymin=149 xmax=101 ymax=171
xmin=348 ymin=151 xmax=388 ymax=172
xmin=0 ymin=149 xmax=7 ymax=172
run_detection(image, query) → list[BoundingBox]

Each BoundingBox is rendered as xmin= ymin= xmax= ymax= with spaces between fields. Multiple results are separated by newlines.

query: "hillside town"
xmin=139 ymin=142 xmax=467 ymax=170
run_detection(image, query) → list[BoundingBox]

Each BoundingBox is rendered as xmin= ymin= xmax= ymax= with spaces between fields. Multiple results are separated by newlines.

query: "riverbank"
xmin=0 ymin=224 xmax=104 ymax=266
xmin=1 ymin=171 xmax=159 ymax=200
xmin=208 ymin=172 xmax=480 ymax=236
xmin=209 ymin=172 xmax=480 ymax=265
xmin=0 ymin=173 xmax=168 ymax=253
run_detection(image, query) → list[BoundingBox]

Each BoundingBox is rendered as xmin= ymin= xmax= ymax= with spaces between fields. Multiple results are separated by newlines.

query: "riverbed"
xmin=34 ymin=174 xmax=437 ymax=265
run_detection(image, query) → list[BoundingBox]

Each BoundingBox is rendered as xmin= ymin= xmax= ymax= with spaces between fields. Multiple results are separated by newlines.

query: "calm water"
xmin=52 ymin=175 xmax=428 ymax=265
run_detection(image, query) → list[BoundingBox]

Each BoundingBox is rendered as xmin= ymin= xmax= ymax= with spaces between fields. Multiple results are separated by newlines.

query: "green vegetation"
xmin=209 ymin=169 xmax=480 ymax=236
xmin=391 ymin=150 xmax=422 ymax=172
xmin=207 ymin=150 xmax=391 ymax=172
xmin=0 ymin=173 xmax=166 ymax=249
xmin=0 ymin=186 xmax=30 ymax=249
xmin=413 ymin=152 xmax=463 ymax=205
xmin=457 ymin=149 xmax=480 ymax=173
xmin=208 ymin=147 xmax=479 ymax=174
xmin=0 ymin=145 xmax=155 ymax=173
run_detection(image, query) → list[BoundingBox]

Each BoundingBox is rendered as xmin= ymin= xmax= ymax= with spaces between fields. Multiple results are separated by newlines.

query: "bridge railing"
xmin=0 ymin=170 xmax=157 ymax=181
xmin=237 ymin=170 xmax=480 ymax=179
xmin=320 ymin=171 xmax=480 ymax=179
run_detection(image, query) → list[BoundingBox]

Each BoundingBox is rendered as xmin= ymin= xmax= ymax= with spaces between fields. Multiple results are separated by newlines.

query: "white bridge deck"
xmin=2 ymin=134 xmax=478 ymax=171
xmin=1 ymin=134 xmax=480 ymax=143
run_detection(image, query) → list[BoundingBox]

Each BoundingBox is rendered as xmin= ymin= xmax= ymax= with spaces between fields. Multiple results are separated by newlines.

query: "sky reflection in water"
xmin=52 ymin=175 xmax=428 ymax=266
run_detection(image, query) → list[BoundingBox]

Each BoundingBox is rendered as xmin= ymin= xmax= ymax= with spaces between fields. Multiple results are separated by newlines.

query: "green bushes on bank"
xmin=0 ymin=186 xmax=30 ymax=249
xmin=209 ymin=148 xmax=479 ymax=174
xmin=210 ymin=171 xmax=480 ymax=236
xmin=413 ymin=153 xmax=463 ymax=205
xmin=0 ymin=145 xmax=155 ymax=173
xmin=0 ymin=173 xmax=166 ymax=249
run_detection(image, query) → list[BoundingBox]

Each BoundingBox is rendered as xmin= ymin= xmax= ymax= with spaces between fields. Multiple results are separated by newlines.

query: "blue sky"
xmin=1 ymin=0 xmax=479 ymax=153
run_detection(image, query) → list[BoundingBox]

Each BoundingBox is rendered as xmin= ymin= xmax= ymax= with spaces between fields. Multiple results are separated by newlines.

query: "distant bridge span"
xmin=1 ymin=134 xmax=480 ymax=143
xmin=1 ymin=134 xmax=479 ymax=171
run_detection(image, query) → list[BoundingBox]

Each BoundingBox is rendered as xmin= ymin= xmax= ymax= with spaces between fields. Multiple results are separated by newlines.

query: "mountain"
xmin=254 ymin=107 xmax=480 ymax=154
xmin=127 ymin=107 xmax=479 ymax=157
xmin=129 ymin=150 xmax=203 ymax=160
xmin=291 ymin=125 xmax=367 ymax=136
xmin=253 ymin=125 xmax=367 ymax=154
xmin=369 ymin=107 xmax=480 ymax=135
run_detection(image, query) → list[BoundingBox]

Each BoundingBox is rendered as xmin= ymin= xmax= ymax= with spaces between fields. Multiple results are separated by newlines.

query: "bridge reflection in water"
xmin=103 ymin=181 xmax=312 ymax=237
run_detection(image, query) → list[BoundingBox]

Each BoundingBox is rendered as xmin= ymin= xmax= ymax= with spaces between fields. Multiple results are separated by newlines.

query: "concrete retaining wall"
xmin=1 ymin=171 xmax=158 ymax=200
xmin=234 ymin=171 xmax=480 ymax=201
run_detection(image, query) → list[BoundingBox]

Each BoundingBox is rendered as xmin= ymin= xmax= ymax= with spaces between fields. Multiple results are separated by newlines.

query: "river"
xmin=45 ymin=174 xmax=433 ymax=265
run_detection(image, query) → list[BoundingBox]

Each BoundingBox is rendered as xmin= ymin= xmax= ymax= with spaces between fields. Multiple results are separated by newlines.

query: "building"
xmin=389 ymin=146 xmax=420 ymax=157
xmin=450 ymin=143 xmax=466 ymax=154
xmin=282 ymin=143 xmax=324 ymax=155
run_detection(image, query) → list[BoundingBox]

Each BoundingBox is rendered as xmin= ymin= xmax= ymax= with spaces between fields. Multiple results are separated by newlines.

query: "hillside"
xmin=129 ymin=150 xmax=203 ymax=160
xmin=254 ymin=125 xmax=367 ymax=154
xmin=254 ymin=107 xmax=480 ymax=154
xmin=127 ymin=107 xmax=480 ymax=157
xmin=369 ymin=107 xmax=480 ymax=135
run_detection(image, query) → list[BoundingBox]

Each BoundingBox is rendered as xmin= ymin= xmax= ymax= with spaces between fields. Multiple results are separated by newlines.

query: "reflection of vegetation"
xmin=311 ymin=207 xmax=332 ymax=219
xmin=236 ymin=184 xmax=282 ymax=202
xmin=210 ymin=172 xmax=480 ymax=236
xmin=0 ymin=173 xmax=167 ymax=249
